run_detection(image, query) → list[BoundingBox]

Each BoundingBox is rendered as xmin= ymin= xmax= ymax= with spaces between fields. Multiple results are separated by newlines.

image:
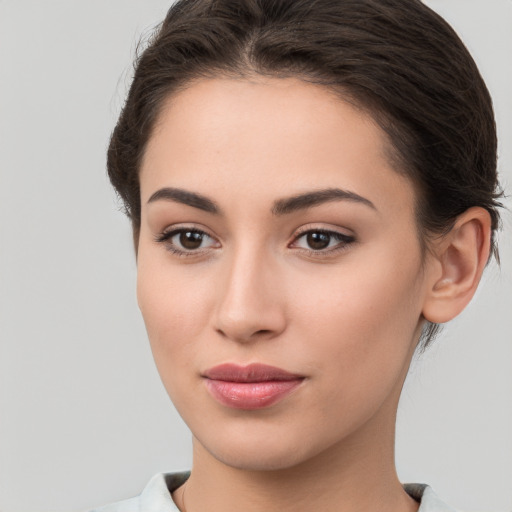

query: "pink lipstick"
xmin=202 ymin=363 xmax=304 ymax=410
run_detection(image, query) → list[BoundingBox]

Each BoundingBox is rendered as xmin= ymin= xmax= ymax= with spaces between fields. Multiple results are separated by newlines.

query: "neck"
xmin=175 ymin=398 xmax=419 ymax=512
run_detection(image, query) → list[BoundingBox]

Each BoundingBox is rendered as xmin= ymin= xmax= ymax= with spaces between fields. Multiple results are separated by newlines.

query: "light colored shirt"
xmin=89 ymin=472 xmax=458 ymax=512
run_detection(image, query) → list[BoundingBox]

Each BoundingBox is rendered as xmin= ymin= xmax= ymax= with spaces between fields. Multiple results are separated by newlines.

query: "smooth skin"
xmin=136 ymin=76 xmax=491 ymax=512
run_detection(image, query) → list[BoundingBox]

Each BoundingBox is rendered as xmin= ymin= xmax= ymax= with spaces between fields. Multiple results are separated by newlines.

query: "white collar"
xmin=91 ymin=472 xmax=459 ymax=512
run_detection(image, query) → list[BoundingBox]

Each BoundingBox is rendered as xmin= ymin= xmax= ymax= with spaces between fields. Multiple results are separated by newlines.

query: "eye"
xmin=156 ymin=227 xmax=219 ymax=256
xmin=291 ymin=229 xmax=355 ymax=254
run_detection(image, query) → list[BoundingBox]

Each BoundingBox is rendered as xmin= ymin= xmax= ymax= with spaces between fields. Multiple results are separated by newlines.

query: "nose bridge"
xmin=214 ymin=240 xmax=286 ymax=342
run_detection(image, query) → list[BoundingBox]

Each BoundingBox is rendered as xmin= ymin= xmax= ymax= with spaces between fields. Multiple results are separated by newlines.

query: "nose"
xmin=213 ymin=246 xmax=287 ymax=343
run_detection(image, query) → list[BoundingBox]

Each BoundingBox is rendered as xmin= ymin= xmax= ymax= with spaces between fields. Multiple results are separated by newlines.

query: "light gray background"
xmin=1 ymin=1 xmax=511 ymax=511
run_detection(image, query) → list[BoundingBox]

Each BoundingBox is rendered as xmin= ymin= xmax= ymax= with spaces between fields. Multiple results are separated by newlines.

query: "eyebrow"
xmin=147 ymin=187 xmax=220 ymax=214
xmin=146 ymin=186 xmax=376 ymax=215
xmin=271 ymin=188 xmax=376 ymax=215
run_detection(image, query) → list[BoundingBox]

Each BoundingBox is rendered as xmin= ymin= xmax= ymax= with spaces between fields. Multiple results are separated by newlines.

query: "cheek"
xmin=287 ymin=261 xmax=423 ymax=438
xmin=136 ymin=252 xmax=215 ymax=371
xmin=290 ymin=243 xmax=424 ymax=382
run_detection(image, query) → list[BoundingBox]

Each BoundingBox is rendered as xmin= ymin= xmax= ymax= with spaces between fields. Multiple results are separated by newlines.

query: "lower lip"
xmin=204 ymin=379 xmax=303 ymax=410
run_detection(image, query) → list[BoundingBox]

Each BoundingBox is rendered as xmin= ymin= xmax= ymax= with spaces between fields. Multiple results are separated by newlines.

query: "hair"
xmin=107 ymin=0 xmax=503 ymax=348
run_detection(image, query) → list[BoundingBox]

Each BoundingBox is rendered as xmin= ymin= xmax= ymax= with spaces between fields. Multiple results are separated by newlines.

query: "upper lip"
xmin=202 ymin=363 xmax=304 ymax=383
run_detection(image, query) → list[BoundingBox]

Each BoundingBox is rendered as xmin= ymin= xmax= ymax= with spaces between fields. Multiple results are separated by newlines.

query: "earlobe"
xmin=422 ymin=207 xmax=492 ymax=324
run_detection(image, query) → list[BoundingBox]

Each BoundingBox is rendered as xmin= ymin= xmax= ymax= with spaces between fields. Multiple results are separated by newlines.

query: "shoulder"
xmin=87 ymin=471 xmax=190 ymax=512
xmin=404 ymin=483 xmax=461 ymax=512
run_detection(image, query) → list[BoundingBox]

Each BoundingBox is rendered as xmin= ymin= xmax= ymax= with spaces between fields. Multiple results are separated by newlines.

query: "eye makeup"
xmin=154 ymin=223 xmax=356 ymax=260
xmin=289 ymin=228 xmax=356 ymax=257
xmin=155 ymin=226 xmax=220 ymax=258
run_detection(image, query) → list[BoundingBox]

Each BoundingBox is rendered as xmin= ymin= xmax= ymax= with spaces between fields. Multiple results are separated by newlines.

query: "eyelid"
xmin=291 ymin=223 xmax=355 ymax=243
xmin=156 ymin=222 xmax=217 ymax=240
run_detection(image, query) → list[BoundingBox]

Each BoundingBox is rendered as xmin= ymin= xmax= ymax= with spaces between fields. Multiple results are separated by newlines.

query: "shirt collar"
xmin=138 ymin=473 xmax=458 ymax=512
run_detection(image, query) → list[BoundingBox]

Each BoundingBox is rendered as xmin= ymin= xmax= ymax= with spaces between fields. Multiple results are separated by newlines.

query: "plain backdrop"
xmin=1 ymin=1 xmax=511 ymax=511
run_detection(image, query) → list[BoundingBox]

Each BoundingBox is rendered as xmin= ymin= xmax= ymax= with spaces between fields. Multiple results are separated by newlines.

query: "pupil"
xmin=180 ymin=231 xmax=203 ymax=250
xmin=307 ymin=232 xmax=330 ymax=250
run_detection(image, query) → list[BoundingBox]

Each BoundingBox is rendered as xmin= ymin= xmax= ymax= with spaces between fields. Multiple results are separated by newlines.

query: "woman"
xmin=93 ymin=0 xmax=503 ymax=510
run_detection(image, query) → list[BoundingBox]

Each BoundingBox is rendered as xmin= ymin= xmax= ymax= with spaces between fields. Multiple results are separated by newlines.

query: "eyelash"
xmin=155 ymin=227 xmax=218 ymax=258
xmin=155 ymin=226 xmax=356 ymax=258
xmin=290 ymin=228 xmax=356 ymax=257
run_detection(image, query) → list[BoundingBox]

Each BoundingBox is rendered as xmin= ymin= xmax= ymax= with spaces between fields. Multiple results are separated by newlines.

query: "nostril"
xmin=215 ymin=326 xmax=278 ymax=343
xmin=254 ymin=329 xmax=272 ymax=336
xmin=215 ymin=327 xmax=228 ymax=338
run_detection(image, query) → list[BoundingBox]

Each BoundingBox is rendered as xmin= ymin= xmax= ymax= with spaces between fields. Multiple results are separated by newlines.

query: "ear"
xmin=422 ymin=207 xmax=492 ymax=324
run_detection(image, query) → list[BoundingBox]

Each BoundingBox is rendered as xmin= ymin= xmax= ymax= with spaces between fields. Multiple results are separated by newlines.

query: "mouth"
xmin=202 ymin=363 xmax=305 ymax=410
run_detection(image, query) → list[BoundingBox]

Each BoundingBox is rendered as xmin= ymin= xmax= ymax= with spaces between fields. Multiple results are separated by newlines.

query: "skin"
xmin=136 ymin=76 xmax=491 ymax=512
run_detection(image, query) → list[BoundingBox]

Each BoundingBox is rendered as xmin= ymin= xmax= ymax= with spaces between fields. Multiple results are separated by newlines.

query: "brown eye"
xmin=156 ymin=227 xmax=219 ymax=255
xmin=306 ymin=232 xmax=331 ymax=250
xmin=179 ymin=230 xmax=204 ymax=250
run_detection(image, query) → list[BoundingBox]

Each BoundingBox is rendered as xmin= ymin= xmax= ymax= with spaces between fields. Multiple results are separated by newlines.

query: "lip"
xmin=202 ymin=363 xmax=305 ymax=410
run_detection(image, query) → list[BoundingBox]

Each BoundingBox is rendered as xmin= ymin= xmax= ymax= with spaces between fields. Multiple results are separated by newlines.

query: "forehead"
xmin=140 ymin=76 xmax=415 ymax=217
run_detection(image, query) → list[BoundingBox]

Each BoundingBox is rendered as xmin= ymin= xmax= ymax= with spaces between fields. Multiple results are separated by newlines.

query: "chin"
xmin=193 ymin=424 xmax=334 ymax=472
xmin=210 ymin=444 xmax=311 ymax=472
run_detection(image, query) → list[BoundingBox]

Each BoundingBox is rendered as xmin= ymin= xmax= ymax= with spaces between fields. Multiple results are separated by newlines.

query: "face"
xmin=137 ymin=76 xmax=432 ymax=471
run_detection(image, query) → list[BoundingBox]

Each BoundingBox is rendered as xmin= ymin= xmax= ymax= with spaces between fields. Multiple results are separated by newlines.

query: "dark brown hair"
xmin=107 ymin=0 xmax=503 ymax=347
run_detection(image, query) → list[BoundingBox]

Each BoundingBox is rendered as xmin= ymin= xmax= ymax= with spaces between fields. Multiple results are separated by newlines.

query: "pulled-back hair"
xmin=107 ymin=0 xmax=503 ymax=346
